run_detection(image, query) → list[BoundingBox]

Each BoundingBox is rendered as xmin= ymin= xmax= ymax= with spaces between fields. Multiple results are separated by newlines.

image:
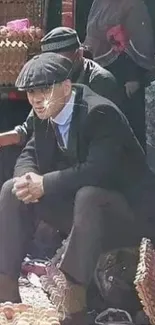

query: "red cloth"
xmin=62 ymin=12 xmax=73 ymax=28
xmin=21 ymin=262 xmax=47 ymax=277
xmin=107 ymin=25 xmax=129 ymax=53
xmin=8 ymin=91 xmax=27 ymax=101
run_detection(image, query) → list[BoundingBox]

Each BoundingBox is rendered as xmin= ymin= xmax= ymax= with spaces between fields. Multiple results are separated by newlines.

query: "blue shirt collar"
xmin=52 ymin=91 xmax=75 ymax=126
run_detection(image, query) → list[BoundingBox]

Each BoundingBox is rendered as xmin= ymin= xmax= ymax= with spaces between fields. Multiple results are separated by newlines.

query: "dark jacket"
xmin=15 ymin=109 xmax=34 ymax=145
xmin=15 ymin=58 xmax=120 ymax=144
xmin=14 ymin=85 xmax=154 ymax=203
xmin=75 ymin=58 xmax=120 ymax=105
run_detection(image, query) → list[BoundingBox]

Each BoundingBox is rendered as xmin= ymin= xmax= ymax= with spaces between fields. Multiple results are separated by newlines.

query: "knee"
xmin=75 ymin=186 xmax=109 ymax=206
xmin=1 ymin=179 xmax=14 ymax=199
xmin=74 ymin=186 xmax=106 ymax=228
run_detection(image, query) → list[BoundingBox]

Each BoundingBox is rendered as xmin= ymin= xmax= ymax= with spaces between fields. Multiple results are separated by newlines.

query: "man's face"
xmin=27 ymin=80 xmax=72 ymax=120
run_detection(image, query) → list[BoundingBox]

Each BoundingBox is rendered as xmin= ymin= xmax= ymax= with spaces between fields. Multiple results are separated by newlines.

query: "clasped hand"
xmin=12 ymin=172 xmax=44 ymax=204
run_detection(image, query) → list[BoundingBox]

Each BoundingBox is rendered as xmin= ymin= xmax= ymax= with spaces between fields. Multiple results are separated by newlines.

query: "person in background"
xmin=84 ymin=0 xmax=155 ymax=152
xmin=41 ymin=27 xmax=120 ymax=105
xmin=1 ymin=51 xmax=155 ymax=325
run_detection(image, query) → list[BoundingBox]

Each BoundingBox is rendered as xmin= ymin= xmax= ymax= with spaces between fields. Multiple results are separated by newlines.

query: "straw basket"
xmin=0 ymin=0 xmax=44 ymax=86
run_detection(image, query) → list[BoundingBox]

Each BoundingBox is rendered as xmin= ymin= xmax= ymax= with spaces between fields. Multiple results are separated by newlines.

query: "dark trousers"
xmin=0 ymin=180 xmax=151 ymax=286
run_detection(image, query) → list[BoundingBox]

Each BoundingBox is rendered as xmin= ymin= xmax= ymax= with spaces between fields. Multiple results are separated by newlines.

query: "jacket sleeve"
xmin=43 ymin=108 xmax=122 ymax=196
xmin=14 ymin=136 xmax=39 ymax=177
xmin=122 ymin=54 xmax=147 ymax=83
xmin=90 ymin=70 xmax=122 ymax=107
xmin=14 ymin=109 xmax=34 ymax=146
xmin=114 ymin=53 xmax=147 ymax=84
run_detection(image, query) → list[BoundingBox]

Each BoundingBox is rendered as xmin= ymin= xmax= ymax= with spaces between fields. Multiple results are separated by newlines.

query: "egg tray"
xmin=134 ymin=237 xmax=155 ymax=325
xmin=0 ymin=302 xmax=60 ymax=325
xmin=0 ymin=0 xmax=43 ymax=27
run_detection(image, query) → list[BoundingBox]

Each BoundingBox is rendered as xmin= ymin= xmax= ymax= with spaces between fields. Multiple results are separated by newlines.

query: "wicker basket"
xmin=134 ymin=238 xmax=155 ymax=325
xmin=0 ymin=0 xmax=44 ymax=27
xmin=0 ymin=0 xmax=44 ymax=86
xmin=0 ymin=40 xmax=28 ymax=86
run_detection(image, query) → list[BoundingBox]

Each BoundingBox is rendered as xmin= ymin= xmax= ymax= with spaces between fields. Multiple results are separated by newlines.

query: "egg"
xmin=3 ymin=306 xmax=15 ymax=320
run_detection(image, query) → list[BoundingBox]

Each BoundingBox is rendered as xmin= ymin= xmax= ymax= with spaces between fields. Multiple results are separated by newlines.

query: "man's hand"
xmin=12 ymin=172 xmax=44 ymax=204
xmin=0 ymin=131 xmax=21 ymax=147
xmin=0 ymin=133 xmax=11 ymax=147
xmin=125 ymin=81 xmax=140 ymax=98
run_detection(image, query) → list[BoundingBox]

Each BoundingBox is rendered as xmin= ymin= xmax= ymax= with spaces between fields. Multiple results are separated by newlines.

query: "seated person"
xmin=0 ymin=52 xmax=155 ymax=325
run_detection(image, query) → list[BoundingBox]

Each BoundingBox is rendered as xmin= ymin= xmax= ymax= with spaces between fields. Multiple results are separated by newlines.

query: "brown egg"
xmin=17 ymin=30 xmax=24 ymax=41
xmin=7 ymin=30 xmax=16 ymax=41
xmin=29 ymin=26 xmax=36 ymax=39
xmin=0 ymin=27 xmax=8 ymax=34
xmin=18 ymin=304 xmax=30 ymax=313
xmin=3 ymin=306 xmax=15 ymax=320
xmin=22 ymin=29 xmax=29 ymax=43
xmin=35 ymin=27 xmax=44 ymax=39
xmin=10 ymin=30 xmax=20 ymax=42
xmin=0 ymin=27 xmax=8 ymax=39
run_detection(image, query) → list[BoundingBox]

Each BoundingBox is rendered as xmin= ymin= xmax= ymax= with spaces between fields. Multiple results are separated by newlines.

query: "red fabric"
xmin=8 ymin=91 xmax=27 ymax=101
xmin=62 ymin=12 xmax=73 ymax=28
xmin=21 ymin=262 xmax=47 ymax=277
xmin=107 ymin=25 xmax=129 ymax=53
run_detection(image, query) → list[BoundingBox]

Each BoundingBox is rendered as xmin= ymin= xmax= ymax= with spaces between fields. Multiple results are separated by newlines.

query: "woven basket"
xmin=134 ymin=238 xmax=155 ymax=325
xmin=0 ymin=40 xmax=28 ymax=86
xmin=0 ymin=0 xmax=43 ymax=27
xmin=0 ymin=0 xmax=44 ymax=86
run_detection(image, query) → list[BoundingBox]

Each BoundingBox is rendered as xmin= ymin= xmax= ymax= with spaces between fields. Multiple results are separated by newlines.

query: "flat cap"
xmin=41 ymin=27 xmax=81 ymax=53
xmin=15 ymin=52 xmax=73 ymax=90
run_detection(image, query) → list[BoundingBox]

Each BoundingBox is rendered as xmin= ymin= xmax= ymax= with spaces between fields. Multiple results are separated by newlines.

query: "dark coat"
xmin=76 ymin=58 xmax=120 ymax=106
xmin=14 ymin=85 xmax=155 ymax=207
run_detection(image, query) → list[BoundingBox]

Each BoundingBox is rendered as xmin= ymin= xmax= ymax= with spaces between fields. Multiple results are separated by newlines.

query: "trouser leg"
xmin=60 ymin=186 xmax=141 ymax=286
xmin=0 ymin=179 xmax=36 ymax=279
xmin=0 ymin=179 xmax=36 ymax=302
xmin=0 ymin=181 xmax=74 ymax=279
xmin=0 ymin=179 xmax=74 ymax=302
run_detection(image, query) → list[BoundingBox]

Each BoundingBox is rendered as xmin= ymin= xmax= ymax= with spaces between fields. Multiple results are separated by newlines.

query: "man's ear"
xmin=63 ymin=79 xmax=72 ymax=97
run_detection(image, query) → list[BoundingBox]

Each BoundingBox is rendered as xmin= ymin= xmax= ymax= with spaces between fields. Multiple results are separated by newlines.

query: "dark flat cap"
xmin=15 ymin=52 xmax=73 ymax=90
xmin=41 ymin=27 xmax=81 ymax=53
